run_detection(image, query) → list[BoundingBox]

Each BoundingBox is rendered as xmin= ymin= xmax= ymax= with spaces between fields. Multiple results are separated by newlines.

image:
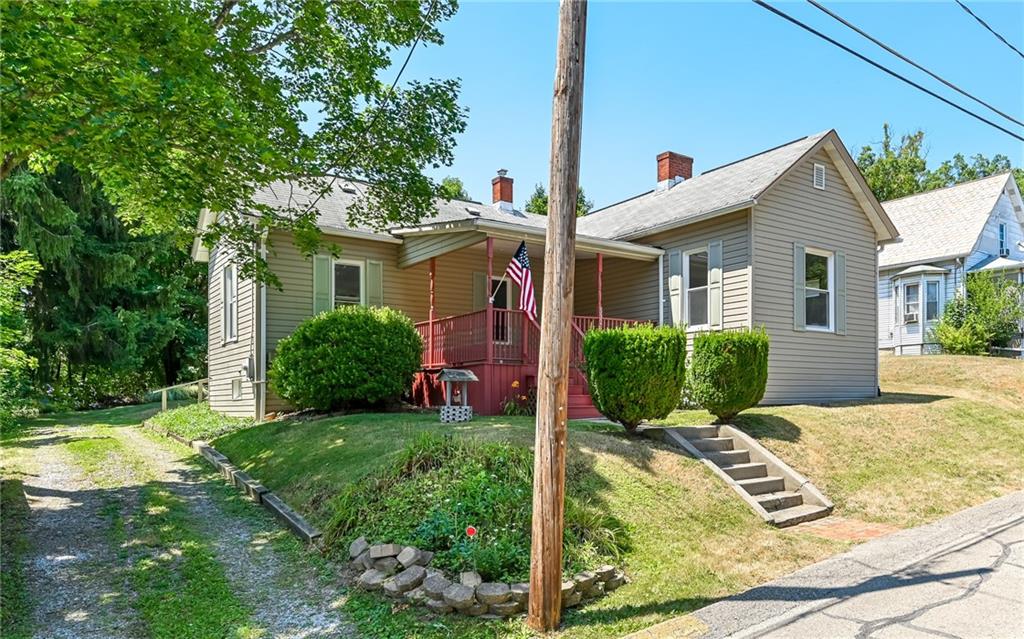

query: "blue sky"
xmin=398 ymin=1 xmax=1024 ymax=209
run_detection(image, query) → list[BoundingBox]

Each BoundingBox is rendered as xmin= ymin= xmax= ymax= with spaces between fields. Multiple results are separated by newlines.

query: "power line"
xmin=955 ymin=0 xmax=1024 ymax=60
xmin=300 ymin=0 xmax=440 ymax=216
xmin=751 ymin=0 xmax=1024 ymax=143
xmin=807 ymin=0 xmax=1023 ymax=128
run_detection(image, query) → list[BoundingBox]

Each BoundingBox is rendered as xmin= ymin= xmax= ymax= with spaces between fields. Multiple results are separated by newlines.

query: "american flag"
xmin=505 ymin=241 xmax=537 ymax=322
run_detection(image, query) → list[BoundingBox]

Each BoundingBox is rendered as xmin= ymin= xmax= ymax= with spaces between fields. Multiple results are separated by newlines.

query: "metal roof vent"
xmin=341 ymin=185 xmax=357 ymax=194
xmin=813 ymin=163 xmax=826 ymax=190
xmin=466 ymin=207 xmax=482 ymax=217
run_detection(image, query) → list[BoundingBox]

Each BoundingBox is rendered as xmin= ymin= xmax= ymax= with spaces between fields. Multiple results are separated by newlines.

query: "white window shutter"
xmin=472 ymin=272 xmax=488 ymax=310
xmin=668 ymin=250 xmax=683 ymax=326
xmin=366 ymin=260 xmax=384 ymax=307
xmin=313 ymin=255 xmax=332 ymax=315
xmin=835 ymin=250 xmax=847 ymax=335
xmin=708 ymin=240 xmax=723 ymax=329
xmin=793 ymin=242 xmax=806 ymax=331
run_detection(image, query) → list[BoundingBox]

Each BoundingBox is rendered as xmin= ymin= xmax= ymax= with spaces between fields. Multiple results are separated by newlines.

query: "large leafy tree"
xmin=0 ymin=250 xmax=41 ymax=425
xmin=1 ymin=165 xmax=207 ymax=402
xmin=856 ymin=124 xmax=1024 ymax=201
xmin=438 ymin=176 xmax=470 ymax=200
xmin=523 ymin=183 xmax=593 ymax=217
xmin=1 ymin=0 xmax=467 ymax=282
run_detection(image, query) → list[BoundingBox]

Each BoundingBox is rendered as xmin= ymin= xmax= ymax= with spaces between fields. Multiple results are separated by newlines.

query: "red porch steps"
xmin=568 ymin=384 xmax=602 ymax=420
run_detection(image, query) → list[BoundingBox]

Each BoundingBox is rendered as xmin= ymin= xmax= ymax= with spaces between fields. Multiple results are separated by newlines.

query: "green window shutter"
xmin=366 ymin=260 xmax=384 ymax=307
xmin=793 ymin=242 xmax=806 ymax=331
xmin=835 ymin=250 xmax=847 ymax=335
xmin=313 ymin=255 xmax=332 ymax=315
xmin=473 ymin=272 xmax=487 ymax=310
xmin=668 ymin=250 xmax=683 ymax=327
xmin=708 ymin=240 xmax=723 ymax=329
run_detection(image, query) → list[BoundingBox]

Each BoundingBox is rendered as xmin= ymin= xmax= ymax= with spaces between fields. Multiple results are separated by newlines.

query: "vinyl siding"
xmin=879 ymin=260 xmax=958 ymax=354
xmin=585 ymin=210 xmax=752 ymax=328
xmin=752 ymin=149 xmax=879 ymax=402
xmin=967 ymin=191 xmax=1024 ymax=268
xmin=207 ymin=243 xmax=258 ymax=418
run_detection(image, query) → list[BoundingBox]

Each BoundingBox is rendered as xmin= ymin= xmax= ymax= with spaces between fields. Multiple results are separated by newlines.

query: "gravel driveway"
xmin=8 ymin=411 xmax=356 ymax=638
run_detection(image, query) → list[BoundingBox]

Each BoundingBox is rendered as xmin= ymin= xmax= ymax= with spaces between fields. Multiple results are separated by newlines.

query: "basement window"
xmin=231 ymin=378 xmax=242 ymax=400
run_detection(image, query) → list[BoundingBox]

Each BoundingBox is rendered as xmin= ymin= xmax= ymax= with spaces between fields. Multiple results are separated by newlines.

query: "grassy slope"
xmin=147 ymin=402 xmax=253 ymax=442
xmin=216 ymin=418 xmax=842 ymax=637
xmin=659 ymin=355 xmax=1024 ymax=526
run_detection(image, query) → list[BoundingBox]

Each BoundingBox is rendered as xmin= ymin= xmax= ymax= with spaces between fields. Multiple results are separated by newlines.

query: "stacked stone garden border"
xmin=349 ymin=536 xmax=628 ymax=618
xmin=141 ymin=419 xmax=321 ymax=543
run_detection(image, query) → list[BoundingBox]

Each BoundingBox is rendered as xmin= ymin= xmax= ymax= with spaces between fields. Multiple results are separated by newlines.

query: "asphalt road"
xmin=694 ymin=491 xmax=1024 ymax=639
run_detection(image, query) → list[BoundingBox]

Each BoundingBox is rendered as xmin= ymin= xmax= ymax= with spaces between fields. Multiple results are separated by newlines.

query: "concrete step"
xmin=755 ymin=490 xmax=804 ymax=512
xmin=770 ymin=503 xmax=832 ymax=528
xmin=677 ymin=425 xmax=719 ymax=439
xmin=691 ymin=437 xmax=734 ymax=452
xmin=705 ymin=449 xmax=751 ymax=466
xmin=736 ymin=475 xmax=785 ymax=496
xmin=721 ymin=462 xmax=768 ymax=481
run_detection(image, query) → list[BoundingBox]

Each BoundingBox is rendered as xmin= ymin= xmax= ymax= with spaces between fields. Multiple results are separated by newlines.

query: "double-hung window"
xmin=684 ymin=249 xmax=709 ymax=329
xmin=223 ymin=263 xmax=237 ymax=342
xmin=999 ymin=223 xmax=1008 ymax=255
xmin=804 ymin=248 xmax=833 ymax=331
xmin=333 ymin=260 xmax=364 ymax=307
xmin=903 ymin=283 xmax=920 ymax=323
xmin=925 ymin=281 xmax=940 ymax=321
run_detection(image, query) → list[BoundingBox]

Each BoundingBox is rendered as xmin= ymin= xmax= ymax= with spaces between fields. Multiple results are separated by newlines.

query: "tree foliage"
xmin=438 ymin=176 xmax=470 ymax=201
xmin=933 ymin=273 xmax=1024 ymax=354
xmin=523 ymin=183 xmax=594 ymax=217
xmin=1 ymin=0 xmax=467 ymax=281
xmin=0 ymin=250 xmax=41 ymax=426
xmin=856 ymin=124 xmax=1024 ymax=201
xmin=1 ymin=165 xmax=207 ymax=407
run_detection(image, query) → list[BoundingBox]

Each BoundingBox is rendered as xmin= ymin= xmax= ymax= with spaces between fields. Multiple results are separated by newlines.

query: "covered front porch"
xmin=395 ymin=223 xmax=662 ymax=417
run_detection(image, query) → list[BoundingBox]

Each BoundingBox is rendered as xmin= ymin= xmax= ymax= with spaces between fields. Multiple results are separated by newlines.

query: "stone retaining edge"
xmin=141 ymin=419 xmax=321 ymax=544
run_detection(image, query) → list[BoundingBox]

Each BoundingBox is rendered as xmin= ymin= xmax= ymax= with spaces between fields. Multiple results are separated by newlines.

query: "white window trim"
xmin=805 ymin=246 xmax=834 ymax=333
xmin=903 ymin=281 xmax=921 ymax=325
xmin=924 ymin=278 xmax=943 ymax=322
xmin=222 ymin=263 xmax=238 ymax=344
xmin=331 ymin=258 xmax=365 ymax=308
xmin=683 ymin=247 xmax=710 ymax=332
xmin=812 ymin=163 xmax=826 ymax=190
xmin=231 ymin=378 xmax=242 ymax=400
xmin=896 ymin=275 xmax=943 ymax=325
xmin=999 ymin=223 xmax=1007 ymax=253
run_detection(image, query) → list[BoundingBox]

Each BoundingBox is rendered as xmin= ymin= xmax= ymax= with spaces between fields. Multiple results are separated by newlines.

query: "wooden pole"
xmin=528 ymin=0 xmax=587 ymax=631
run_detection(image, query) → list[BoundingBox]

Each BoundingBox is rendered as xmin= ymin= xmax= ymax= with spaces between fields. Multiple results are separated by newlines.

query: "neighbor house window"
xmin=925 ymin=281 xmax=940 ymax=321
xmin=223 ymin=263 xmax=237 ymax=342
xmin=903 ymin=282 xmax=920 ymax=323
xmin=999 ymin=223 xmax=1008 ymax=254
xmin=804 ymin=248 xmax=833 ymax=330
xmin=333 ymin=260 xmax=364 ymax=307
xmin=684 ymin=249 xmax=709 ymax=329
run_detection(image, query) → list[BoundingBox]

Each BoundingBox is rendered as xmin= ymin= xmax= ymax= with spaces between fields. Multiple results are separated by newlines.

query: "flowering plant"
xmin=500 ymin=381 xmax=536 ymax=416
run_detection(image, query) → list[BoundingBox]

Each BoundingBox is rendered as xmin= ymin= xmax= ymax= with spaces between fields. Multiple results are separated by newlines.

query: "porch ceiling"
xmin=394 ymin=218 xmax=663 ymax=268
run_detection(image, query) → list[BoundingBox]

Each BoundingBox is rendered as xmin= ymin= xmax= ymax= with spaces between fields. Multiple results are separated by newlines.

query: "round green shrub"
xmin=269 ymin=305 xmax=422 ymax=411
xmin=583 ymin=325 xmax=688 ymax=432
xmin=688 ymin=328 xmax=769 ymax=422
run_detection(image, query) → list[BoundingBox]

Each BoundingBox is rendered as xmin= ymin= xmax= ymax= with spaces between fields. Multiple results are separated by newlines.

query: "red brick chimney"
xmin=492 ymin=169 xmax=513 ymax=211
xmin=657 ymin=151 xmax=693 ymax=190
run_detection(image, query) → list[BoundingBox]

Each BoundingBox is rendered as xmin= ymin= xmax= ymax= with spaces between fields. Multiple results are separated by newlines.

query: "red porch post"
xmin=485 ymin=237 xmax=495 ymax=410
xmin=428 ymin=257 xmax=436 ymax=368
xmin=596 ymin=252 xmax=604 ymax=326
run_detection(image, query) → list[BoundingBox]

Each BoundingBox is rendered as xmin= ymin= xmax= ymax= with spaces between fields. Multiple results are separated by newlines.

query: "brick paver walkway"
xmin=792 ymin=515 xmax=901 ymax=542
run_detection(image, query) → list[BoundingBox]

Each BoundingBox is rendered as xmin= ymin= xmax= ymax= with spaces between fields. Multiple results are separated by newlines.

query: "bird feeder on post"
xmin=437 ymin=368 xmax=479 ymax=423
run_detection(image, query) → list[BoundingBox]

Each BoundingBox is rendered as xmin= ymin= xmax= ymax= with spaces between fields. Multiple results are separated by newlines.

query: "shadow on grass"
xmin=560 ymin=594 xmax=720 ymax=632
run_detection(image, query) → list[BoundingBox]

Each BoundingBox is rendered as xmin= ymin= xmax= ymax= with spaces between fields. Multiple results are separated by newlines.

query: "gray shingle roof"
xmin=252 ymin=178 xmax=550 ymax=237
xmin=877 ymin=173 xmax=1010 ymax=269
xmin=576 ymin=131 xmax=831 ymax=239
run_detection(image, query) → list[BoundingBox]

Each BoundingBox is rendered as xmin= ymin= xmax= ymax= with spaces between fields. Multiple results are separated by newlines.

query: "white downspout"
xmin=658 ymin=252 xmax=665 ymax=326
xmin=258 ymin=239 xmax=268 ymax=421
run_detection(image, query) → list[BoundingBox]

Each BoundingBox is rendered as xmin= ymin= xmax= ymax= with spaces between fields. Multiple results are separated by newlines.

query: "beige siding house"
xmin=193 ymin=129 xmax=898 ymax=419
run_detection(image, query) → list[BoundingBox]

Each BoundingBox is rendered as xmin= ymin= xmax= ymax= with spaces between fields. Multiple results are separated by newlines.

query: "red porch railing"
xmin=416 ymin=310 xmax=645 ymax=372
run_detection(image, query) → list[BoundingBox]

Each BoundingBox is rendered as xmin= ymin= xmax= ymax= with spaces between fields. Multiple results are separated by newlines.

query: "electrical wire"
xmin=751 ymin=0 xmax=1024 ymax=143
xmin=955 ymin=0 xmax=1024 ymax=60
xmin=807 ymin=0 xmax=1023 ymax=127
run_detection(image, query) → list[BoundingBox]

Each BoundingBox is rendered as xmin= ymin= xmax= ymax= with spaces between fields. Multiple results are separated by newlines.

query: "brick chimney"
xmin=657 ymin=151 xmax=693 ymax=190
xmin=492 ymin=169 xmax=514 ymax=212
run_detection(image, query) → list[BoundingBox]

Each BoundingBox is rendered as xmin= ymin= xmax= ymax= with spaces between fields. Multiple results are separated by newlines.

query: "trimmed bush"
xmin=270 ymin=305 xmax=422 ymax=411
xmin=688 ymin=328 xmax=769 ymax=422
xmin=583 ymin=325 xmax=687 ymax=432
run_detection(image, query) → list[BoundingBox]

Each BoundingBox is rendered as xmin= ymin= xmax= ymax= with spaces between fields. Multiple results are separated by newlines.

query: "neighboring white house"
xmin=877 ymin=173 xmax=1024 ymax=355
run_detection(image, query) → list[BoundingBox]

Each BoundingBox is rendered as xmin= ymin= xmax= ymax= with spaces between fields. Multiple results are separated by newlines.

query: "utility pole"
xmin=527 ymin=0 xmax=587 ymax=632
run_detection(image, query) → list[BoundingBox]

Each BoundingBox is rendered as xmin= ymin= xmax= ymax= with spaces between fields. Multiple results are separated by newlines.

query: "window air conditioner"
xmin=904 ymin=312 xmax=919 ymax=324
